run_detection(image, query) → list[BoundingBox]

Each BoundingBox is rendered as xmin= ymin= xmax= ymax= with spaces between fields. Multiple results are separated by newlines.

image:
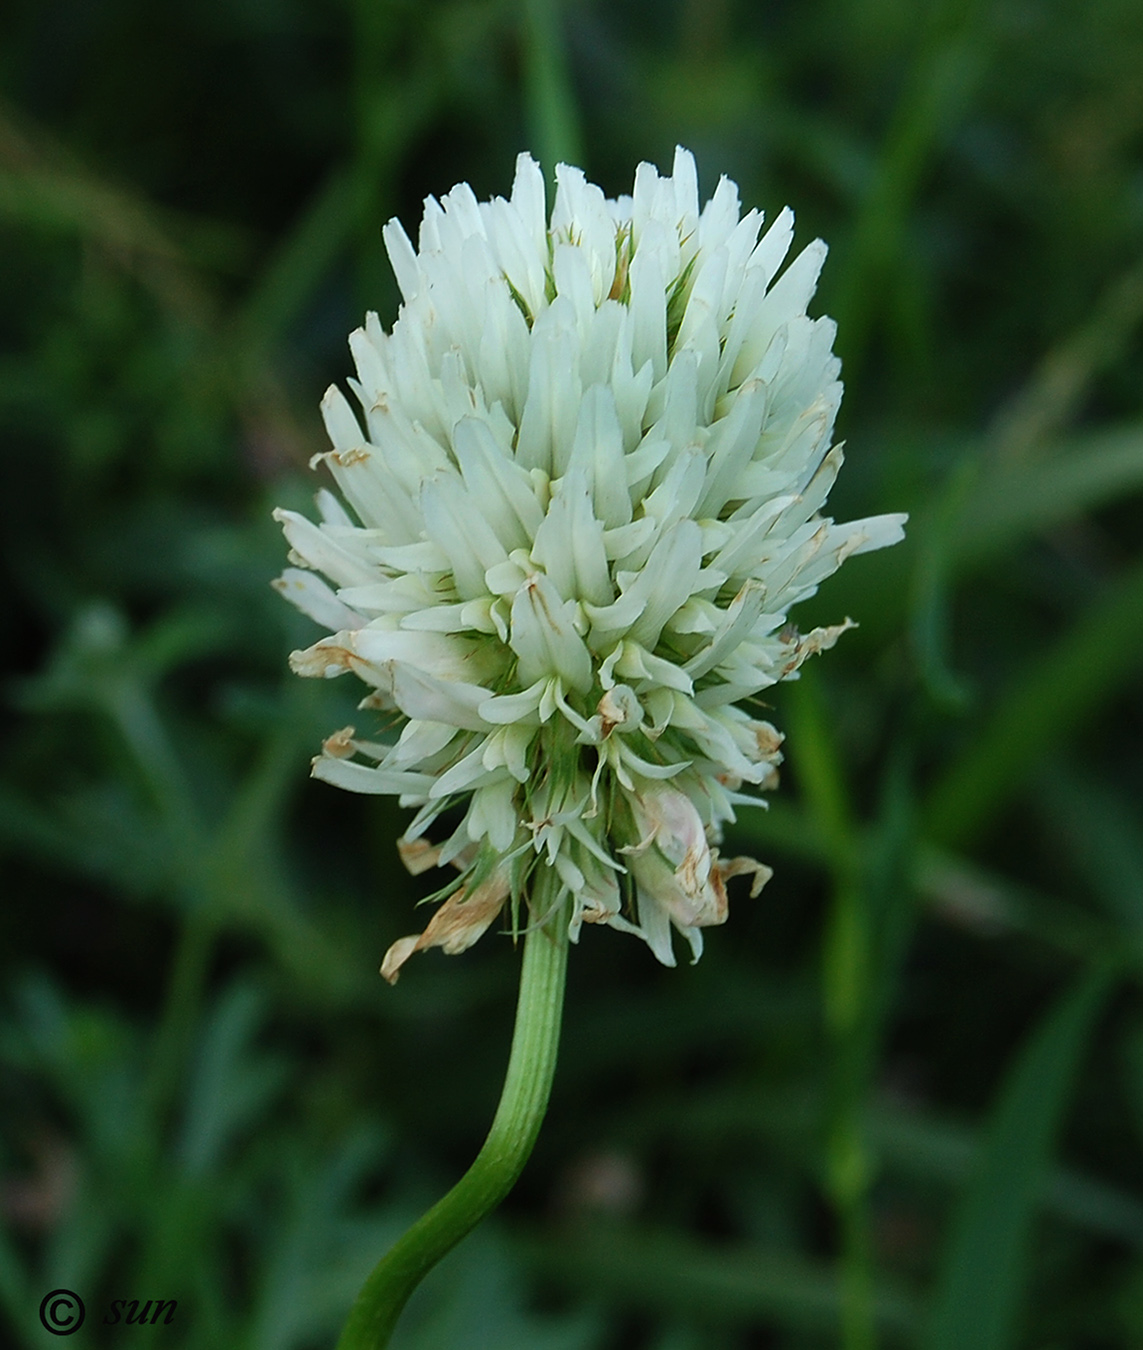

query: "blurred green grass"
xmin=1 ymin=0 xmax=1142 ymax=1346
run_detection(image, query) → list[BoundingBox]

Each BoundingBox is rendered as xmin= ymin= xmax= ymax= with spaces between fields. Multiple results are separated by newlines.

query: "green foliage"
xmin=926 ymin=970 xmax=1114 ymax=1350
xmin=2 ymin=0 xmax=1142 ymax=1345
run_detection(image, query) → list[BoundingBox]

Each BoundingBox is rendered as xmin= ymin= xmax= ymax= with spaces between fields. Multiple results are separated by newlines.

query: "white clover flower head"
xmin=274 ymin=147 xmax=906 ymax=979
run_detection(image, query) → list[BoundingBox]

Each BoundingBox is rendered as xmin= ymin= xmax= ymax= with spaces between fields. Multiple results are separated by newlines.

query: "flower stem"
xmin=336 ymin=889 xmax=570 ymax=1349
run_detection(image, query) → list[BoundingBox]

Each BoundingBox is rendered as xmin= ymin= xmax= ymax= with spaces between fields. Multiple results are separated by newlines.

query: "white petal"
xmin=420 ymin=474 xmax=509 ymax=600
xmin=430 ymin=742 xmax=507 ymax=798
xmin=647 ymin=347 xmax=700 ymax=466
xmin=552 ymin=241 xmax=597 ymax=330
xmin=515 ymin=300 xmax=582 ymax=476
xmin=683 ymin=580 xmax=767 ymax=680
xmin=708 ymin=494 xmax=797 ymax=580
xmin=566 ymin=384 xmax=633 ymax=527
xmin=387 ymin=718 xmax=459 ymax=767
xmin=481 ymin=722 xmax=534 ymax=781
xmin=389 ymin=666 xmax=492 ymax=731
xmin=628 ymin=520 xmax=705 ymax=649
xmin=670 ymin=146 xmax=700 ymax=231
xmin=452 ymin=415 xmax=544 ymax=551
xmin=466 ymin=778 xmax=520 ymax=852
xmin=696 ymin=378 xmax=770 ymax=518
xmin=352 ymin=627 xmax=498 ymax=685
xmin=312 ymin=447 xmax=422 ymax=545
xmin=837 ymin=512 xmax=908 ymax=556
xmin=320 ymin=384 xmax=366 ymax=452
xmin=509 ymin=571 xmax=594 ymax=691
xmin=273 ymin=508 xmax=378 ymax=588
xmin=381 ymin=217 xmax=421 ymax=302
xmin=312 ymin=754 xmax=434 ymax=798
xmin=698 ymin=174 xmax=742 ymax=254
xmin=479 ymin=678 xmax=548 ymax=724
xmin=628 ymin=220 xmax=669 ymax=382
xmin=476 ymin=281 xmax=533 ymax=422
xmin=733 ymin=238 xmax=827 ymax=381
xmin=348 ymin=320 xmax=391 ymax=406
xmin=273 ymin=568 xmax=365 ymax=631
xmin=611 ymin=641 xmax=694 ymax=694
xmin=746 ymin=205 xmax=795 ymax=290
xmin=629 ymin=887 xmax=677 ymax=967
xmin=676 ymin=246 xmax=728 ymax=353
xmin=510 ymin=151 xmax=548 ymax=258
xmin=530 ymin=469 xmax=613 ymax=607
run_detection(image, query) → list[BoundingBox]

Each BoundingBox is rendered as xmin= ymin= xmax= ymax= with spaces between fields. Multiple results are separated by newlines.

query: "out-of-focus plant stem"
xmin=786 ymin=672 xmax=879 ymax=1350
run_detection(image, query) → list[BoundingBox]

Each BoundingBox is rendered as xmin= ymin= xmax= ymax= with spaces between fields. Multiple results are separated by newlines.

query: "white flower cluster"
xmin=275 ymin=148 xmax=905 ymax=978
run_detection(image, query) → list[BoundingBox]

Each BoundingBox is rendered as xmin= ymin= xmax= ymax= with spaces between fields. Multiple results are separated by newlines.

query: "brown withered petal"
xmin=380 ymin=871 xmax=511 ymax=983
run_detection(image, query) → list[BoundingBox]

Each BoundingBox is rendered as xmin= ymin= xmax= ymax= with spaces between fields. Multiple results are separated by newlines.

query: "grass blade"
xmin=926 ymin=968 xmax=1113 ymax=1350
xmin=924 ymin=554 xmax=1143 ymax=848
xmin=522 ymin=1223 xmax=921 ymax=1341
xmin=956 ymin=424 xmax=1143 ymax=567
xmin=521 ymin=0 xmax=584 ymax=175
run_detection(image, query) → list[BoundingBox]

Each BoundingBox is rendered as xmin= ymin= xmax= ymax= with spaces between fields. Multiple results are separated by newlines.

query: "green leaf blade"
xmin=926 ymin=968 xmax=1114 ymax=1350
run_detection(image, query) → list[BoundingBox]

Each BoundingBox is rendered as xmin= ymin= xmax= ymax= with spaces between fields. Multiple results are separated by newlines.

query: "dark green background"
xmin=2 ymin=0 xmax=1142 ymax=1346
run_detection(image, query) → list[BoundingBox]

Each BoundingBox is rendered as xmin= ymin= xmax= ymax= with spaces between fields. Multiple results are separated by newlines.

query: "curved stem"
xmin=336 ymin=887 xmax=570 ymax=1349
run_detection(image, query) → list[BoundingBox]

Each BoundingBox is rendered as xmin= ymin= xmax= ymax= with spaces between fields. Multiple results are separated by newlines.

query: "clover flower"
xmin=274 ymin=147 xmax=906 ymax=978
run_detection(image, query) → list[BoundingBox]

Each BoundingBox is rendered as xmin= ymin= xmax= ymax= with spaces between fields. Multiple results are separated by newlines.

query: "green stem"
xmin=336 ymin=887 xmax=570 ymax=1349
